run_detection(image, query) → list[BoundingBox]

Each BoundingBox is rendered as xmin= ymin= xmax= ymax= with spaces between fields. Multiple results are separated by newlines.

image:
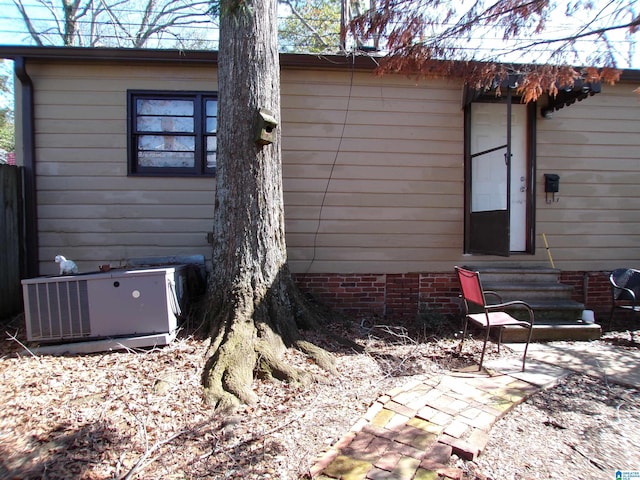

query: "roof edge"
xmin=0 ymin=45 xmax=638 ymax=79
xmin=0 ymin=45 xmax=381 ymax=70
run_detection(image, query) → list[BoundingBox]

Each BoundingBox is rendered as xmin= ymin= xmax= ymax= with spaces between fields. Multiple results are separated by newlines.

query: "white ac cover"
xmin=22 ymin=266 xmax=188 ymax=343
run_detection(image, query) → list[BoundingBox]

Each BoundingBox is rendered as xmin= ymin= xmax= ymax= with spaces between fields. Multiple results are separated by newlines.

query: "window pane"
xmin=206 ymin=100 xmax=217 ymax=116
xmin=206 ymin=117 xmax=217 ymax=133
xmin=138 ymin=151 xmax=195 ymax=168
xmin=138 ymin=135 xmax=194 ymax=152
xmin=137 ymin=99 xmax=194 ymax=116
xmin=206 ymin=152 xmax=217 ymax=169
xmin=137 ymin=116 xmax=194 ymax=133
xmin=206 ymin=136 xmax=217 ymax=151
xmin=206 ymin=135 xmax=217 ymax=169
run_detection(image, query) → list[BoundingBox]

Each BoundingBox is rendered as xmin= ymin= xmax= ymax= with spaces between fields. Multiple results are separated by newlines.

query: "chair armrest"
xmin=486 ymin=300 xmax=535 ymax=325
xmin=483 ymin=290 xmax=503 ymax=303
xmin=610 ymin=268 xmax=640 ymax=303
xmin=612 ymin=285 xmax=637 ymax=302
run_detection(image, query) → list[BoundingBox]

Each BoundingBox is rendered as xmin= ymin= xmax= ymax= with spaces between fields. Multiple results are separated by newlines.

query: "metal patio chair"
xmin=609 ymin=268 xmax=640 ymax=326
xmin=455 ymin=266 xmax=535 ymax=371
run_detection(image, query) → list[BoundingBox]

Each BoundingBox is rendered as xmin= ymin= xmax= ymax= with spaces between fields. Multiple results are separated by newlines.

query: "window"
xmin=128 ymin=91 xmax=217 ymax=176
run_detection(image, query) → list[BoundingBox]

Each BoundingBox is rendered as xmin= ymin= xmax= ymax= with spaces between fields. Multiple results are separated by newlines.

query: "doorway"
xmin=464 ymin=98 xmax=536 ymax=256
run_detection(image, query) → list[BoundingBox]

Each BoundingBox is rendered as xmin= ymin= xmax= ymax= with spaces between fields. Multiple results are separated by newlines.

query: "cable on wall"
xmin=304 ymin=51 xmax=356 ymax=274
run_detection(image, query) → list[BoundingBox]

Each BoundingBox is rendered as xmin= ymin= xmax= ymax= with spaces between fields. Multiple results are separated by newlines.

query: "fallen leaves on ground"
xmin=1 ymin=315 xmax=638 ymax=480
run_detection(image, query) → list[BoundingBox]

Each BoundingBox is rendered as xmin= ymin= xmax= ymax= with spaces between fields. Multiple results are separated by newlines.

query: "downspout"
xmin=14 ymin=57 xmax=39 ymax=278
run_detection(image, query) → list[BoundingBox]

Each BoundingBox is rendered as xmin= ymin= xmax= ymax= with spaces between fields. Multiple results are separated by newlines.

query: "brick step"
xmin=482 ymin=282 xmax=575 ymax=301
xmin=502 ymin=299 xmax=585 ymax=321
xmin=462 ymin=265 xmax=601 ymax=342
xmin=464 ymin=265 xmax=561 ymax=284
xmin=499 ymin=322 xmax=602 ymax=342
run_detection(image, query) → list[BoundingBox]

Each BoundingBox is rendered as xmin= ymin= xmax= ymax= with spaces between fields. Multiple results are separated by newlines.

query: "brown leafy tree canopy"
xmin=349 ymin=0 xmax=639 ymax=101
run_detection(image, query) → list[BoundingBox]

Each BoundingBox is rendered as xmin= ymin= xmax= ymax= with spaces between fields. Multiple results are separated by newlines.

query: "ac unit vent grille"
xmin=26 ymin=280 xmax=92 ymax=341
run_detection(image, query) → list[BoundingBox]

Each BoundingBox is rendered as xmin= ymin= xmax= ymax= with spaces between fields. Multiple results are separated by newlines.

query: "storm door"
xmin=465 ymin=96 xmax=534 ymax=255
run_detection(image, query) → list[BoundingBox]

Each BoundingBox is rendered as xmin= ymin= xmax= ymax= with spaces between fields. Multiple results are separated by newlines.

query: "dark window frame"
xmin=127 ymin=90 xmax=217 ymax=177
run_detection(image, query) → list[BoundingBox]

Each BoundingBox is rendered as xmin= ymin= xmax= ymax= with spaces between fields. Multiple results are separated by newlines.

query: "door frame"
xmin=463 ymin=93 xmax=537 ymax=255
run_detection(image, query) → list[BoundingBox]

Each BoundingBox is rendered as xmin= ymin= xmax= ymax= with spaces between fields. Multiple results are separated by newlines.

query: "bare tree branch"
xmin=12 ymin=0 xmax=45 ymax=46
xmin=281 ymin=0 xmax=331 ymax=49
xmin=10 ymin=0 xmax=218 ymax=48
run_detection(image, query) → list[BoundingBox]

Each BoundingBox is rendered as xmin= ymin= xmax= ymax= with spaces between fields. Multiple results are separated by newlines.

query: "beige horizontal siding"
xmin=285 ymin=219 xmax=461 ymax=235
xmin=39 ymin=217 xmax=209 ymax=233
xmin=29 ymin=61 xmax=217 ymax=274
xmin=26 ymin=58 xmax=640 ymax=275
xmin=535 ymin=82 xmax=640 ymax=270
xmin=281 ymin=69 xmax=464 ymax=273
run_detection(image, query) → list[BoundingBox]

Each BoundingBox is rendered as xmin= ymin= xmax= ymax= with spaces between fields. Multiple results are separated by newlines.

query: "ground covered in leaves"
xmin=1 ymin=313 xmax=638 ymax=480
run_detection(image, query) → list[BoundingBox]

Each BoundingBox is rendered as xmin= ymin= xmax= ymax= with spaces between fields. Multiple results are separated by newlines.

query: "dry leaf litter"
xmin=1 ymin=313 xmax=638 ymax=480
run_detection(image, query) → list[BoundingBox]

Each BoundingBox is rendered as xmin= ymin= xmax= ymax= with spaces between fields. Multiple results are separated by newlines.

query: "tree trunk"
xmin=202 ymin=0 xmax=335 ymax=411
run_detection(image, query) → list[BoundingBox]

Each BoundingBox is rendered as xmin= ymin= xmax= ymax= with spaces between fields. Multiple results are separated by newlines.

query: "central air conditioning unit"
xmin=22 ymin=266 xmax=191 ymax=347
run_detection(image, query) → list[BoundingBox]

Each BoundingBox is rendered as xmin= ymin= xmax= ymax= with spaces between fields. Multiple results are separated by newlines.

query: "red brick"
xmin=309 ymin=448 xmax=340 ymax=477
xmin=438 ymin=434 xmax=480 ymax=461
xmin=436 ymin=467 xmax=465 ymax=479
xmin=348 ymin=432 xmax=376 ymax=451
xmin=334 ymin=431 xmax=357 ymax=450
xmin=467 ymin=428 xmax=490 ymax=454
xmin=366 ymin=466 xmax=398 ymax=479
xmin=374 ymin=452 xmax=402 ymax=471
xmin=422 ymin=442 xmax=452 ymax=466
xmin=419 ymin=458 xmax=447 ymax=471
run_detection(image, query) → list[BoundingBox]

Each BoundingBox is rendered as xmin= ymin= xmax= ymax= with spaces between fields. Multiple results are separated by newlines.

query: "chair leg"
xmin=478 ymin=326 xmax=491 ymax=371
xmin=459 ymin=318 xmax=469 ymax=353
xmin=521 ymin=324 xmax=534 ymax=372
xmin=609 ymin=306 xmax=615 ymax=331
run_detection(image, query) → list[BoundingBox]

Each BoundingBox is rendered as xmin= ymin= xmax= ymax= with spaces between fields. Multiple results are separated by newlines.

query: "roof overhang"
xmin=542 ymin=79 xmax=602 ymax=117
xmin=0 ymin=45 xmax=381 ymax=71
xmin=461 ymin=69 xmax=639 ymax=113
xmin=4 ymin=45 xmax=638 ymax=80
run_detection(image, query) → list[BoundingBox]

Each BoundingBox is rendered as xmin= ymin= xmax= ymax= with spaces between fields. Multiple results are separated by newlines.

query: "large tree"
xmin=201 ymin=0 xmax=336 ymax=411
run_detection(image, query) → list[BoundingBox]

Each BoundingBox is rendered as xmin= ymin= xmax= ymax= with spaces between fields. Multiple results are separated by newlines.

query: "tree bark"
xmin=202 ymin=0 xmax=336 ymax=411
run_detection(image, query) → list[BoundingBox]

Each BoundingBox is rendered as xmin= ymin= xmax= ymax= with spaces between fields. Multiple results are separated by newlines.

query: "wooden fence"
xmin=1 ymin=164 xmax=24 ymax=319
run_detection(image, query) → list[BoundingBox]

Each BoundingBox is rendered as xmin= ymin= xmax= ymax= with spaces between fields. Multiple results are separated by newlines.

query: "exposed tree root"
xmin=201 ymin=296 xmax=260 ymax=411
xmin=295 ymin=340 xmax=338 ymax=376
xmin=256 ymin=340 xmax=313 ymax=385
xmin=202 ymin=275 xmax=339 ymax=411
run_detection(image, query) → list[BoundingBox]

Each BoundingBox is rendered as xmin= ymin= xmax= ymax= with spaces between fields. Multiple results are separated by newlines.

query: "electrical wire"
xmin=304 ymin=50 xmax=356 ymax=274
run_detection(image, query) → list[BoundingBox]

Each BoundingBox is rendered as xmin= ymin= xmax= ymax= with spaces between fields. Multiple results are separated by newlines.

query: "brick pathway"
xmin=309 ymin=364 xmax=558 ymax=480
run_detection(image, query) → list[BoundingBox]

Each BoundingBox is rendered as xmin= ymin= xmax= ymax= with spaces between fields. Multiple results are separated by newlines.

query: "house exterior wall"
xmin=536 ymin=85 xmax=640 ymax=271
xmin=13 ymin=55 xmax=640 ymax=319
xmin=281 ymin=68 xmax=465 ymax=273
xmin=26 ymin=59 xmax=471 ymax=276
xmin=26 ymin=61 xmax=218 ymax=274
